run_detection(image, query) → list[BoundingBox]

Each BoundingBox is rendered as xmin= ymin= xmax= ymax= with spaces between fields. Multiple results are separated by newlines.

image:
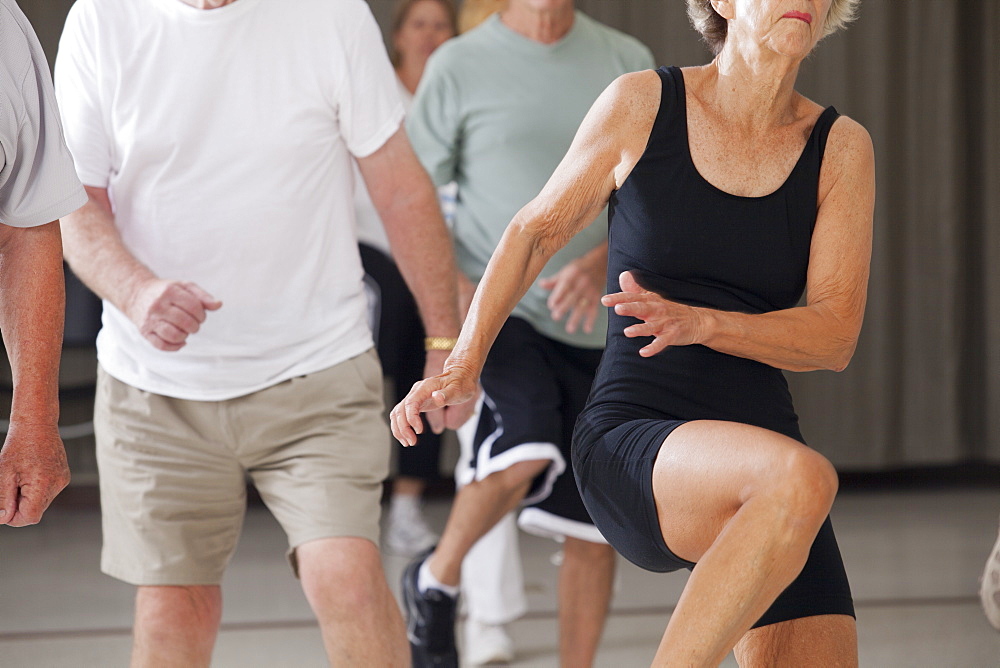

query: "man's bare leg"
xmin=426 ymin=459 xmax=548 ymax=586
xmin=297 ymin=536 xmax=408 ymax=666
xmin=558 ymin=536 xmax=616 ymax=667
xmin=131 ymin=585 xmax=221 ymax=668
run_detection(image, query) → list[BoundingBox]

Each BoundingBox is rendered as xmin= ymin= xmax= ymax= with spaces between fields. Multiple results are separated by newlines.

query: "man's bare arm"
xmin=357 ymin=127 xmax=473 ymax=431
xmin=0 ymin=221 xmax=70 ymax=526
xmin=61 ymin=186 xmax=221 ymax=353
xmin=357 ymin=129 xmax=460 ymax=341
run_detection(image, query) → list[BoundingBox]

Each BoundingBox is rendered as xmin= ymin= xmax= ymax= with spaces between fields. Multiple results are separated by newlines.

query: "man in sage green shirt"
xmin=402 ymin=1 xmax=654 ymax=665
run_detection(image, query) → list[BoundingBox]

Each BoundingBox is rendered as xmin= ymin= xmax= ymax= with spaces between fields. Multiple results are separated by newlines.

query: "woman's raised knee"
xmin=778 ymin=448 xmax=839 ymax=523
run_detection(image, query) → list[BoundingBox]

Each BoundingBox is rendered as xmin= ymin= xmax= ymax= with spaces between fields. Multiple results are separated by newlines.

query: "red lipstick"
xmin=783 ymin=10 xmax=812 ymax=24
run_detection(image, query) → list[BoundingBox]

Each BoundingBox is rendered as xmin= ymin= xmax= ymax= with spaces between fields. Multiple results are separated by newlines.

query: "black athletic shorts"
xmin=460 ymin=317 xmax=605 ymax=543
xmin=573 ymin=403 xmax=856 ymax=628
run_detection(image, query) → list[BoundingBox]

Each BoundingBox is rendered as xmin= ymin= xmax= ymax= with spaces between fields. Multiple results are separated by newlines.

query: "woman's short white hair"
xmin=686 ymin=0 xmax=860 ymax=55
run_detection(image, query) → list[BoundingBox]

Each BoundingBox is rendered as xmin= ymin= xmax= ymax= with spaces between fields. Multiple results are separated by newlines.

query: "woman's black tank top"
xmin=582 ymin=66 xmax=840 ymax=443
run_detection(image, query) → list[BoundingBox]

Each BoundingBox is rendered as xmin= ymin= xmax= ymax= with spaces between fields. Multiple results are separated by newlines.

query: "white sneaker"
xmin=385 ymin=496 xmax=438 ymax=558
xmin=981 ymin=521 xmax=1000 ymax=631
xmin=464 ymin=619 xmax=514 ymax=665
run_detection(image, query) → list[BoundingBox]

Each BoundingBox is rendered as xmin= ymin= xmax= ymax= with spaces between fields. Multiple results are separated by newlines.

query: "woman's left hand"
xmin=601 ymin=271 xmax=706 ymax=356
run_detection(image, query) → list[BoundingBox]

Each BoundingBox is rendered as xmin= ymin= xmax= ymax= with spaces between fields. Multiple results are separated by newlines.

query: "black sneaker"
xmin=401 ymin=548 xmax=459 ymax=668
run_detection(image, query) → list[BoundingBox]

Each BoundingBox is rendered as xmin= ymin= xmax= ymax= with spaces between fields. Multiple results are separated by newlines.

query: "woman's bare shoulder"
xmin=818 ymin=114 xmax=875 ymax=205
xmin=603 ymin=69 xmax=662 ymax=118
xmin=579 ymin=69 xmax=662 ymax=150
xmin=592 ymin=70 xmax=663 ymax=187
xmin=828 ymin=115 xmax=874 ymax=153
xmin=825 ymin=114 xmax=875 ymax=176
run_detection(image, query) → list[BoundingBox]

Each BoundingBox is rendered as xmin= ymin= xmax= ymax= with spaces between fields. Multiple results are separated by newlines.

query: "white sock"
xmin=418 ymin=558 xmax=459 ymax=598
xmin=390 ymin=494 xmax=420 ymax=516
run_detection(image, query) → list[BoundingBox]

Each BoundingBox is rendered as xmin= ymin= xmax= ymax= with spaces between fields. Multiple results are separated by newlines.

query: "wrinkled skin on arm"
xmin=0 ymin=221 xmax=70 ymax=526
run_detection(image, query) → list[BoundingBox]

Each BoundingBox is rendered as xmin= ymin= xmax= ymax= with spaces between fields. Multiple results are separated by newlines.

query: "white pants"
xmin=456 ymin=396 xmax=528 ymax=625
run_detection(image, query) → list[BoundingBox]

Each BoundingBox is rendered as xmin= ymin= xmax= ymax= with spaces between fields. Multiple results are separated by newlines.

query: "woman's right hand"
xmin=390 ymin=363 xmax=480 ymax=446
xmin=602 ymin=271 xmax=707 ymax=357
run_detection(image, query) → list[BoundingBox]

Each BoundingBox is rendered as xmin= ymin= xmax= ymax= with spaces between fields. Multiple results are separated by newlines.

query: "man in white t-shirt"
xmin=54 ymin=0 xmax=472 ymax=663
xmin=0 ymin=0 xmax=87 ymax=528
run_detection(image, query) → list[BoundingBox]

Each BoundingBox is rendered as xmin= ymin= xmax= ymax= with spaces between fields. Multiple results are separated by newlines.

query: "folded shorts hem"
xmin=475 ymin=442 xmax=564 ymax=507
xmin=517 ymin=507 xmax=607 ymax=544
xmin=286 ymin=528 xmax=382 ymax=577
xmin=101 ymin=561 xmax=225 ymax=587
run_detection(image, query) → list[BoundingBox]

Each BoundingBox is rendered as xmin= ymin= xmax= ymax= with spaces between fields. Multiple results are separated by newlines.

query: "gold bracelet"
xmin=424 ymin=336 xmax=459 ymax=351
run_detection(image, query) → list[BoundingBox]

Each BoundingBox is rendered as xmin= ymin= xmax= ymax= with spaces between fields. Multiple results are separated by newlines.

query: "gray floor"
xmin=2 ymin=488 xmax=999 ymax=667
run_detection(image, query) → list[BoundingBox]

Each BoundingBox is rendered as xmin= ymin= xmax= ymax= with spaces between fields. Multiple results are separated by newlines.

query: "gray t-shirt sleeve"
xmin=406 ymin=49 xmax=462 ymax=188
xmin=0 ymin=0 xmax=86 ymax=228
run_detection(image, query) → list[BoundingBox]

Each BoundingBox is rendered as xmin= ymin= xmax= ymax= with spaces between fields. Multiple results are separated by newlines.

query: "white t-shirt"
xmin=55 ymin=0 xmax=405 ymax=400
xmin=0 ymin=0 xmax=86 ymax=227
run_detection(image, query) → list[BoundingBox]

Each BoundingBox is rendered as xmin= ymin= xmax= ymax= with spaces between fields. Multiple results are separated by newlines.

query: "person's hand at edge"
xmin=0 ymin=421 xmax=70 ymax=527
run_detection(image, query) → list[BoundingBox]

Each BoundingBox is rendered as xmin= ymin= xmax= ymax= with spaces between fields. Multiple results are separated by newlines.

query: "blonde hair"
xmin=686 ymin=0 xmax=859 ymax=55
xmin=458 ymin=0 xmax=506 ymax=34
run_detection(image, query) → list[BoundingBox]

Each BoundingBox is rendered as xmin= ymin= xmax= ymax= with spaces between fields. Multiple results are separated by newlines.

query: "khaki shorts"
xmin=94 ymin=350 xmax=390 ymax=586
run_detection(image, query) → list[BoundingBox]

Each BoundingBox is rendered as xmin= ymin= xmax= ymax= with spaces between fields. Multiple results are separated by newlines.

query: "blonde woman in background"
xmin=458 ymin=0 xmax=506 ymax=33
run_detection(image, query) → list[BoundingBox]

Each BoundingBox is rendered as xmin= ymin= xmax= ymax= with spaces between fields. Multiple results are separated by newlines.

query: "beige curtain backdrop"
xmin=23 ymin=0 xmax=999 ymax=470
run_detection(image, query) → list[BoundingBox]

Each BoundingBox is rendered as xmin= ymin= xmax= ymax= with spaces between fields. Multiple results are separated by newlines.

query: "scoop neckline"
xmin=672 ymin=66 xmax=831 ymax=202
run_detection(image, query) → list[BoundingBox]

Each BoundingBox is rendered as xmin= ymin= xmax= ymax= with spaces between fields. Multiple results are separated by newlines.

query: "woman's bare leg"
xmin=734 ymin=614 xmax=857 ymax=667
xmin=646 ymin=420 xmax=853 ymax=666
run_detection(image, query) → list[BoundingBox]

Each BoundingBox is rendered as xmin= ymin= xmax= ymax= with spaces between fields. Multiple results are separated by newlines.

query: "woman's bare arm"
xmin=391 ymin=70 xmax=661 ymax=443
